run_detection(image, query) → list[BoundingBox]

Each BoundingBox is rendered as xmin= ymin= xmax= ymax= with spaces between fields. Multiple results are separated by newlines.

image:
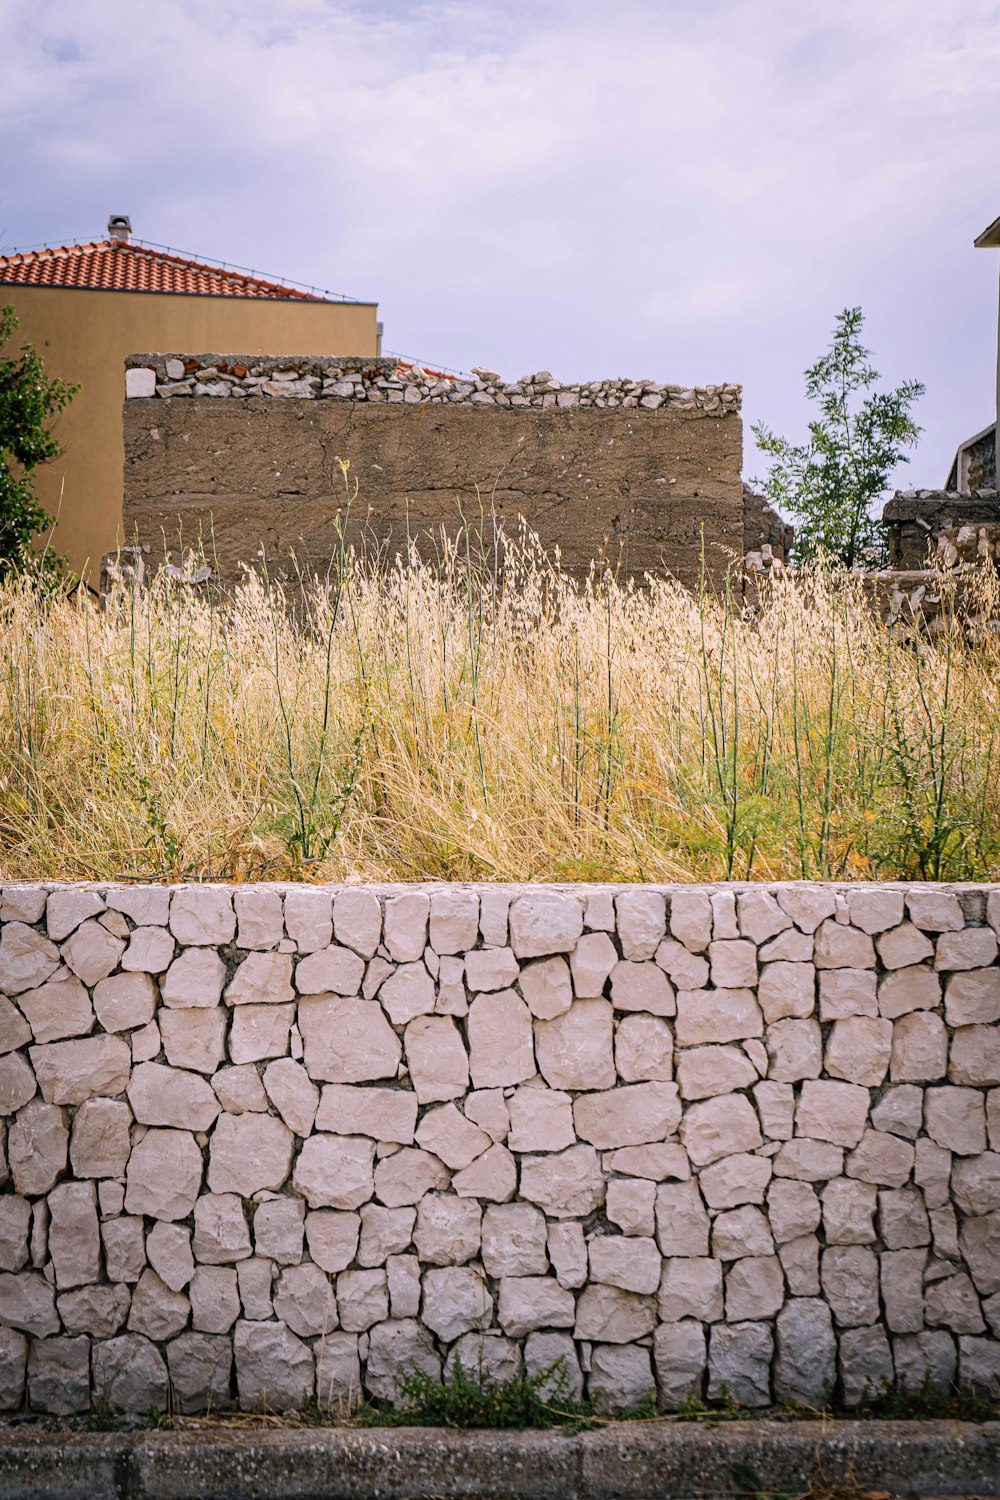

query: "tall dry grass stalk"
xmin=1 ymin=522 xmax=997 ymax=884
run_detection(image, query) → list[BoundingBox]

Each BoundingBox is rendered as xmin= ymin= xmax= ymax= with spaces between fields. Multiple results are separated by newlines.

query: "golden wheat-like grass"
xmin=1 ymin=525 xmax=997 ymax=884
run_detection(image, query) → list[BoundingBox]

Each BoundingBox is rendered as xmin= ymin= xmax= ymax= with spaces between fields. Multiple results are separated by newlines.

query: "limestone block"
xmin=128 ymin=1061 xmax=221 ymax=1130
xmin=779 ymin=1234 xmax=820 ymax=1296
xmin=724 ymin=1255 xmax=784 ymax=1320
xmin=655 ymin=1180 xmax=710 ymax=1257
xmin=736 ymin=888 xmax=791 ymax=945
xmin=465 ymin=948 xmax=519 ymax=995
xmin=9 ymin=1099 xmax=67 ymax=1195
xmin=879 ymin=1187 xmax=931 ymax=1248
xmin=774 ymin=1299 xmax=835 ymax=1406
xmin=0 ymin=1196 xmax=30 ymax=1274
xmin=292 ymin=1132 xmax=373 ymax=1209
xmin=27 ymin=1336 xmax=91 ymax=1415
xmin=234 ymin=1319 xmax=314 ymax=1410
xmin=132 ymin=1019 xmax=160 ymax=1064
xmin=225 ymin=952 xmax=295 ymax=1008
xmin=930 ymin=1204 xmax=961 ymax=1261
xmin=587 ymin=1234 xmax=661 ymax=1295
xmin=465 ymin=1089 xmax=510 ymax=1141
xmin=447 ymin=1331 xmax=521 ymax=1386
xmin=658 ymin=1257 xmax=723 ymax=1322
xmin=508 ymin=892 xmax=583 ymax=958
xmin=506 ymin=1085 xmax=575 ymax=1153
xmin=676 ymin=1044 xmax=752 ymax=1099
xmin=0 ymin=1270 xmax=58 ymax=1336
xmin=516 ymin=956 xmax=571 ymax=1021
xmin=298 ymin=995 xmax=401 ymax=1084
xmin=539 ymin=1222 xmax=584 ymax=1292
xmin=773 ymin=1138 xmax=844 ymax=1181
xmin=147 ymin=1221 xmax=195 ymax=1290
xmin=950 ymin=1024 xmax=1000 ymax=1086
xmin=0 ymin=888 xmax=47 ymax=924
xmin=102 ymin=1217 xmax=145 ymax=1283
xmin=162 ymin=1008 xmax=227 ymax=1073
xmin=822 ymin=1179 xmax=877 ymax=1245
xmin=169 ymin=889 xmax=235 ymax=946
xmin=167 ymin=1331 xmax=233 ymax=1414
xmin=959 ymin=1336 xmax=1000 ymax=1397
xmin=496 ymin=1275 xmax=575 ymax=1337
xmin=989 ymin=1091 xmax=1000 ymax=1151
xmin=161 ymin=948 xmax=227 ymax=1008
xmin=374 ymin=1147 xmax=450 ymax=1207
xmin=316 ymin=1084 xmax=417 ymax=1143
xmin=231 ymin=889 xmax=284 ymax=951
xmin=877 ymin=966 xmax=940 ymax=1020
xmin=605 ymin=1143 xmax=691 ymax=1180
xmin=905 ymin=889 xmax=963 ymax=931
xmin=890 ymin=1012 xmax=947 ymax=1083
xmin=60 ymin=918 xmax=124 ymax=986
xmin=31 ymin=1035 xmax=130 ymax=1105
xmin=712 ymin=1206 xmax=774 ymax=1260
xmin=403 ymin=1015 xmax=468 ymax=1102
xmin=824 ymin=1016 xmax=892 ymax=1086
xmin=575 ymin=1081 xmax=681 ymax=1149
xmin=574 ymin=1283 xmax=655 ymax=1342
xmin=46 ymin=889 xmax=105 ymax=940
xmin=209 ymin=1067 xmax=265 ymax=1118
xmin=468 ymin=989 xmax=536 ymax=1087
xmin=924 ymin=1085 xmax=986 ymax=1155
xmin=317 ymin=1331 xmax=363 ymax=1411
xmin=871 ymin=1084 xmax=924 ymax=1139
xmin=521 ymin=1143 xmax=605 ymax=1218
xmin=379 ymin=962 xmax=436 ymax=1026
xmin=428 ymin=888 xmax=480 ymax=955
xmin=421 ymin=1265 xmax=491 ymax=1341
xmin=699 ymin=1153 xmax=772 ymax=1210
xmin=98 ymin=1180 xmax=124 ymax=1216
xmin=707 ymin=940 xmax=756 ymax=990
xmin=332 ymin=889 xmax=382 ymax=958
xmin=91 ymin=973 xmax=157 ymax=1037
xmin=680 ymin=1093 xmax=762 ymax=1166
xmin=229 ymin=1002 xmax=294 ymax=1064
xmin=876 ymin=923 xmax=935 ymax=970
xmin=896 ymin=1329 xmax=958 ymax=1394
xmin=103 ymin=886 xmax=168 ymax=925
xmin=946 ymin=968 xmax=1000 ymax=1026
xmin=925 ymin=1272 xmax=985 ymax=1335
xmin=819 ymin=969 xmax=878 ymax=1020
xmin=936 ymin=928 xmax=997 ymax=971
xmin=48 ymin=1181 xmax=100 ymax=1289
xmin=365 ymin=1317 xmax=441 ymax=1402
xmin=669 ymin=890 xmax=712 ymax=951
xmin=759 ymin=929 xmax=813 ymax=963
xmin=536 ymin=999 xmax=617 ymax=1092
xmin=654 ymin=939 xmax=710 ymax=992
xmin=252 ymin=1197 xmax=303 ymax=1265
xmin=382 ymin=892 xmax=429 ymax=962
xmin=306 ymin=1211 xmax=361 ymax=1273
xmin=414 ymin=1194 xmax=482 ymax=1265
xmin=844 ymin=888 xmax=904 ymax=935
xmin=0 ymin=994 xmax=31 ymax=1055
xmin=480 ymin=889 xmax=511 ymax=947
xmin=881 ymin=1247 xmax=926 ymax=1333
xmin=610 ymin=961 xmax=676 ymax=1016
xmin=711 ymin=891 xmax=739 ymax=940
xmin=611 ymin=890 xmax=664 ymax=961
xmin=274 ymin=1262 xmax=339 ymax=1337
xmin=768 ymin=1180 xmax=821 ymax=1243
xmin=952 ymin=1152 xmax=1000 ymax=1217
xmin=654 ymin=1320 xmax=706 ymax=1409
xmin=707 ymin=1321 xmax=772 ymax=1406
xmin=284 ymin=888 xmax=333 ymax=952
xmin=57 ymin=1284 xmax=130 ymax=1338
xmin=452 ymin=1143 xmax=517 ymax=1201
xmin=796 ymin=1080 xmax=869 ymax=1148
xmin=839 ymin=1324 xmax=894 ymax=1406
xmin=775 ymin=887 xmax=836 ymax=934
xmin=0 ymin=923 xmax=59 ymax=995
xmin=386 ymin=1255 xmax=421 ymax=1318
xmin=767 ymin=1018 xmax=822 ymax=1082
xmin=606 ymin=1178 xmax=656 ymax=1237
xmin=846 ymin=1129 xmax=914 ymax=1187
xmin=357 ymin=1204 xmax=414 ymax=1266
xmin=18 ymin=970 xmax=94 ymax=1043
xmin=821 ymin=1245 xmax=879 ymax=1326
xmin=588 ymin=1343 xmax=655 ymax=1416
xmin=753 ymin=1080 xmax=794 ymax=1141
xmin=262 ymin=1058 xmax=319 ymax=1136
xmin=674 ymin=988 xmax=763 ymax=1046
xmin=571 ymin=932 xmax=619 ymax=997
xmin=416 ymin=1102 xmax=490 ymax=1168
xmin=814 ymin=920 xmax=875 ymax=970
xmin=128 ymin=1269 xmax=190 ymax=1340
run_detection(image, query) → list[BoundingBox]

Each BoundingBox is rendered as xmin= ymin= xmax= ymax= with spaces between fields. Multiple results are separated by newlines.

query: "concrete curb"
xmin=0 ymin=1421 xmax=998 ymax=1499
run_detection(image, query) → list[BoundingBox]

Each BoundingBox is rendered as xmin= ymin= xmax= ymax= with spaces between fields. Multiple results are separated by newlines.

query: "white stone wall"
xmin=0 ymin=882 xmax=998 ymax=1417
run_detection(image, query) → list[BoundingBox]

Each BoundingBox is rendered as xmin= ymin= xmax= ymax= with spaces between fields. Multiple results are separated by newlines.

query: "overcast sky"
xmin=2 ymin=0 xmax=998 ymax=489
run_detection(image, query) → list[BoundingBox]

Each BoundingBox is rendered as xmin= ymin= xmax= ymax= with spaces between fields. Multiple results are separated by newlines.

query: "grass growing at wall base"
xmin=0 ymin=522 xmax=998 ymax=882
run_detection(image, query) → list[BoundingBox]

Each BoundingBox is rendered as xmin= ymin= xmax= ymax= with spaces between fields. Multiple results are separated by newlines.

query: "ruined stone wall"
xmin=0 ymin=881 xmax=998 ymax=1419
xmin=883 ymin=491 xmax=1000 ymax=570
xmin=120 ymin=355 xmax=743 ymax=590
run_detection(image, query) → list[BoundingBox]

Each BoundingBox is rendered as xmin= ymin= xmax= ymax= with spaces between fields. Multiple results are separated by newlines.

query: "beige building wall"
xmin=6 ymin=287 xmax=379 ymax=579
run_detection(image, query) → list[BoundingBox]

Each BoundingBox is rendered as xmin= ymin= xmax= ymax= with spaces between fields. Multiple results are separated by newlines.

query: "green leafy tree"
xmin=752 ymin=307 xmax=924 ymax=568
xmin=0 ymin=304 xmax=78 ymax=579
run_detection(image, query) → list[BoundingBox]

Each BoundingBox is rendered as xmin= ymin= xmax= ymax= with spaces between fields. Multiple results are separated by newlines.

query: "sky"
xmin=1 ymin=0 xmax=998 ymax=490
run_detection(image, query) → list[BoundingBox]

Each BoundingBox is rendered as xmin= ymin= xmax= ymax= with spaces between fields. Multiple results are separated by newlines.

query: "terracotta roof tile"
xmin=0 ymin=239 xmax=327 ymax=300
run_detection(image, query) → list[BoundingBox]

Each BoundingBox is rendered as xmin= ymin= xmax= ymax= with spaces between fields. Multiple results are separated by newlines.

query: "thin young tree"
xmin=0 ymin=304 xmax=78 ymax=579
xmin=752 ymin=306 xmax=924 ymax=568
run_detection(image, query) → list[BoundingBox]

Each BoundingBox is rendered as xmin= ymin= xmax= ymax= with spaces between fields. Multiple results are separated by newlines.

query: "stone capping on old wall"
xmin=0 ymin=881 xmax=997 ymax=1419
xmin=122 ymin=354 xmax=742 ymax=415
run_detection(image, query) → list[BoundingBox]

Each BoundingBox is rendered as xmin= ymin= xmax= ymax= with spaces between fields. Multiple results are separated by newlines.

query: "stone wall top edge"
xmin=2 ymin=878 xmax=998 ymax=896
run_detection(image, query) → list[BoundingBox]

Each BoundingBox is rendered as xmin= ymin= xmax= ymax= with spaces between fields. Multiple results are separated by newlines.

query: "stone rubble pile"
xmin=124 ymin=355 xmax=742 ymax=416
xmin=0 ymin=880 xmax=998 ymax=1418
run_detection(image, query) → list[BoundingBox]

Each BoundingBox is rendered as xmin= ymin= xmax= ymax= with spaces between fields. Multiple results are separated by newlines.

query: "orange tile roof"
xmin=0 ymin=238 xmax=329 ymax=300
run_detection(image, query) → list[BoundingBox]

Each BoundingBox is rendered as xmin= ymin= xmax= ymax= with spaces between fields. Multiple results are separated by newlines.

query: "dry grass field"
xmin=1 ymin=523 xmax=997 ymax=884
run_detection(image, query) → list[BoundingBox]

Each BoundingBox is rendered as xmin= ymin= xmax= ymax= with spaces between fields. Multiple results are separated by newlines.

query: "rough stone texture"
xmin=0 ymin=878 xmax=997 ymax=1414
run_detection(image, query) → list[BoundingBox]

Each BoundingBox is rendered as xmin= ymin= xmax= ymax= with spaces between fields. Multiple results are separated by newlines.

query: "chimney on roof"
xmin=107 ymin=214 xmax=131 ymax=243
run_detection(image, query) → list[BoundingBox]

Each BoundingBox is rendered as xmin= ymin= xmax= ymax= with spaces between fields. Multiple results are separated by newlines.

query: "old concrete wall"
xmin=120 ymin=356 xmax=743 ymax=589
xmin=1 ymin=880 xmax=998 ymax=1418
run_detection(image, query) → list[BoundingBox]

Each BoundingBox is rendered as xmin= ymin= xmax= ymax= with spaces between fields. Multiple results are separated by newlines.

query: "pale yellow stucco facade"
xmin=5 ymin=286 xmax=379 ymax=579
